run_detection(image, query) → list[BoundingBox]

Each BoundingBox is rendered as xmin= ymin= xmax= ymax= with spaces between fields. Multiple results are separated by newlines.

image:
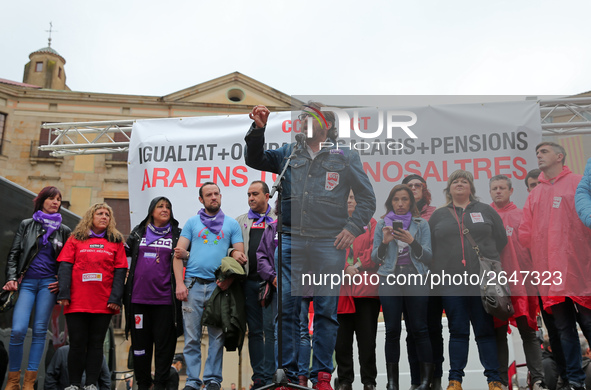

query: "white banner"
xmin=128 ymin=101 xmax=542 ymax=228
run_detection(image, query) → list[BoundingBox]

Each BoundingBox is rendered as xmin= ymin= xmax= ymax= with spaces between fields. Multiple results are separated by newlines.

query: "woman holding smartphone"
xmin=372 ymin=184 xmax=433 ymax=390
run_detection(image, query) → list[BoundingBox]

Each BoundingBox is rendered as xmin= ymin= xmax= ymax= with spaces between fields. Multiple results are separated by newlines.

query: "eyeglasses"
xmin=298 ymin=112 xmax=311 ymax=121
xmin=407 ymin=183 xmax=423 ymax=189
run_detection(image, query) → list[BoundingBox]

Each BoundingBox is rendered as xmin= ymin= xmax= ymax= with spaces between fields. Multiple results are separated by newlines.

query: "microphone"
xmin=295 ymin=134 xmax=307 ymax=150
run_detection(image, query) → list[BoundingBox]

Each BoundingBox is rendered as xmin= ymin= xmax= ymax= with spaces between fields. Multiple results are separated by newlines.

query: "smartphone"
xmin=392 ymin=220 xmax=404 ymax=231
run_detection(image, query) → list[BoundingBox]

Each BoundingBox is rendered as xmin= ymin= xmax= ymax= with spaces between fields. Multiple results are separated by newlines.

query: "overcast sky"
xmin=2 ymin=0 xmax=591 ymax=99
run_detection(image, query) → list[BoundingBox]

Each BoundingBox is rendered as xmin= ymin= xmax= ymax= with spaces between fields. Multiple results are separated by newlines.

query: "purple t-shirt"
xmin=132 ymin=231 xmax=173 ymax=305
xmin=26 ymin=238 xmax=56 ymax=279
xmin=396 ymin=244 xmax=412 ymax=266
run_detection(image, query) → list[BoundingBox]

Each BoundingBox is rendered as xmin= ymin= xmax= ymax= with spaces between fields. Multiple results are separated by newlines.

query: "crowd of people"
xmin=2 ymin=101 xmax=591 ymax=390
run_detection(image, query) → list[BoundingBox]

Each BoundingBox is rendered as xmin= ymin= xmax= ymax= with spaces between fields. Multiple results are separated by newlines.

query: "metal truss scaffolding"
xmin=539 ymin=97 xmax=591 ymax=136
xmin=39 ymin=98 xmax=591 ymax=156
xmin=39 ymin=120 xmax=133 ymax=157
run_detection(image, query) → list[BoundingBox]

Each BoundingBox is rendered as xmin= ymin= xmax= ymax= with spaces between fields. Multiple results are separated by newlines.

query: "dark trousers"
xmin=379 ymin=268 xmax=433 ymax=366
xmin=551 ymin=298 xmax=591 ymax=387
xmin=66 ymin=313 xmax=112 ymax=386
xmin=495 ymin=316 xmax=545 ymax=386
xmin=335 ymin=298 xmax=381 ymax=386
xmin=243 ymin=278 xmax=275 ymax=385
xmin=130 ymin=303 xmax=177 ymax=389
xmin=405 ymin=295 xmax=444 ymax=384
xmin=540 ymin=296 xmax=568 ymax=384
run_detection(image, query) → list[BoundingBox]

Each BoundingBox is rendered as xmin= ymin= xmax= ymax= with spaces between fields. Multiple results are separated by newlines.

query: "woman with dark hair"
xmin=3 ymin=186 xmax=71 ymax=390
xmin=335 ymin=190 xmax=379 ymax=390
xmin=57 ymin=203 xmax=128 ymax=390
xmin=124 ymin=197 xmax=183 ymax=390
xmin=428 ymin=170 xmax=507 ymax=390
xmin=400 ymin=175 xmax=443 ymax=390
xmin=401 ymin=175 xmax=435 ymax=221
xmin=372 ymin=184 xmax=433 ymax=390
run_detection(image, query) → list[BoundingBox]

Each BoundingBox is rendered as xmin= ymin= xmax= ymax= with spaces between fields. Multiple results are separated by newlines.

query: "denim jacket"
xmin=244 ymin=124 xmax=376 ymax=238
xmin=371 ymin=217 xmax=432 ymax=277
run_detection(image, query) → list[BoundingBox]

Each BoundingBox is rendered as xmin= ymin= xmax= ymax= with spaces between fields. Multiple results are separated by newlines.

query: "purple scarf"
xmin=32 ymin=210 xmax=62 ymax=245
xmin=384 ymin=211 xmax=412 ymax=230
xmin=248 ymin=205 xmax=273 ymax=224
xmin=145 ymin=223 xmax=171 ymax=246
xmin=89 ymin=230 xmax=106 ymax=238
xmin=198 ymin=209 xmax=225 ymax=235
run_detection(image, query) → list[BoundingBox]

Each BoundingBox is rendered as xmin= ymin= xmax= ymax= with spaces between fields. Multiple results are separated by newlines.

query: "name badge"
xmin=470 ymin=212 xmax=484 ymax=223
xmin=82 ymin=273 xmax=102 ymax=282
xmin=506 ymin=226 xmax=514 ymax=236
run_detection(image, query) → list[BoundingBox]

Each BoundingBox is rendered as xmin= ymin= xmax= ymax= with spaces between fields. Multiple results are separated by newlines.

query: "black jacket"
xmin=44 ymin=345 xmax=110 ymax=390
xmin=6 ymin=218 xmax=71 ymax=281
xmin=123 ymin=197 xmax=183 ymax=339
xmin=165 ymin=367 xmax=179 ymax=390
xmin=429 ymin=200 xmax=507 ymax=293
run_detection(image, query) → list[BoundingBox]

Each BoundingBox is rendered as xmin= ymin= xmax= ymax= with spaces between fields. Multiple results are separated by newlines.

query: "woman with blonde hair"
xmin=57 ymin=203 xmax=128 ymax=390
xmin=428 ymin=170 xmax=507 ymax=390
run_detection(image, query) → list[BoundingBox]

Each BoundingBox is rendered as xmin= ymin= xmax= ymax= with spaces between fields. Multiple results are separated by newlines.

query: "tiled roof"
xmin=0 ymin=78 xmax=41 ymax=89
xmin=30 ymin=46 xmax=66 ymax=63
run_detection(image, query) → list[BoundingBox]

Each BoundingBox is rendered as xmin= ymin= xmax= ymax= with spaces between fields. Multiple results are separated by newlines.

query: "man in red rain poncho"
xmin=489 ymin=174 xmax=546 ymax=390
xmin=519 ymin=142 xmax=591 ymax=390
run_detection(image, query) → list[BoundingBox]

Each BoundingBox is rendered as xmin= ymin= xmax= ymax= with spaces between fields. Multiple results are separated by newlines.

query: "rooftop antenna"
xmin=45 ymin=22 xmax=57 ymax=47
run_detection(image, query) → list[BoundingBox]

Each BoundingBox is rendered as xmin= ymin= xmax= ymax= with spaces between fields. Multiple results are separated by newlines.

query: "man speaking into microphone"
xmin=244 ymin=102 xmax=376 ymax=390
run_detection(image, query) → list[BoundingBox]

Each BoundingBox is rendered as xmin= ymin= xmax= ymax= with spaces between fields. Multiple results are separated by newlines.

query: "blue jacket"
xmin=371 ymin=217 xmax=432 ymax=277
xmin=244 ymin=124 xmax=376 ymax=238
xmin=576 ymin=157 xmax=591 ymax=228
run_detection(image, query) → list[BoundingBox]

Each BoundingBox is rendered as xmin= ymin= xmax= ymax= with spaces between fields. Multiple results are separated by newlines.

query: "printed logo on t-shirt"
xmin=251 ymin=221 xmax=266 ymax=229
xmin=140 ymin=237 xmax=173 ymax=249
xmin=134 ymin=349 xmax=146 ymax=356
xmin=82 ymin=273 xmax=103 ymax=282
xmin=506 ymin=226 xmax=514 ymax=236
xmin=470 ymin=213 xmax=484 ymax=223
xmin=89 ymin=244 xmax=104 ymax=249
xmin=135 ymin=314 xmax=143 ymax=329
xmin=553 ymin=197 xmax=562 ymax=208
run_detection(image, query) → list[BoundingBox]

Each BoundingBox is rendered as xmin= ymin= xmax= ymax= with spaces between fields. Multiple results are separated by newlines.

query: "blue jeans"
xmin=279 ymin=235 xmax=345 ymax=383
xmin=182 ymin=279 xmax=224 ymax=389
xmin=297 ymin=297 xmax=312 ymax=378
xmin=9 ymin=277 xmax=56 ymax=372
xmin=551 ymin=298 xmax=591 ymax=387
xmin=442 ymin=295 xmax=501 ymax=383
xmin=244 ymin=279 xmax=276 ymax=384
xmin=378 ymin=267 xmax=432 ymax=365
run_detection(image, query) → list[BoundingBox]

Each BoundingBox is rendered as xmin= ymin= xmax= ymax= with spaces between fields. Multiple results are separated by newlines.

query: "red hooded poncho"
xmin=519 ymin=166 xmax=591 ymax=311
xmin=491 ymin=201 xmax=538 ymax=329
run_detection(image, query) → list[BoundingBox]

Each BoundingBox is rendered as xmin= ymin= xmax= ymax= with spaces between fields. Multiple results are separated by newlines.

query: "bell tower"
xmin=23 ymin=23 xmax=68 ymax=90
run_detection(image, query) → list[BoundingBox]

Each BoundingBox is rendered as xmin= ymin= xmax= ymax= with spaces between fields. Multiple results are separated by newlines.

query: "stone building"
xmin=0 ymin=42 xmax=294 ymax=389
xmin=0 ymin=43 xmax=293 ymax=234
